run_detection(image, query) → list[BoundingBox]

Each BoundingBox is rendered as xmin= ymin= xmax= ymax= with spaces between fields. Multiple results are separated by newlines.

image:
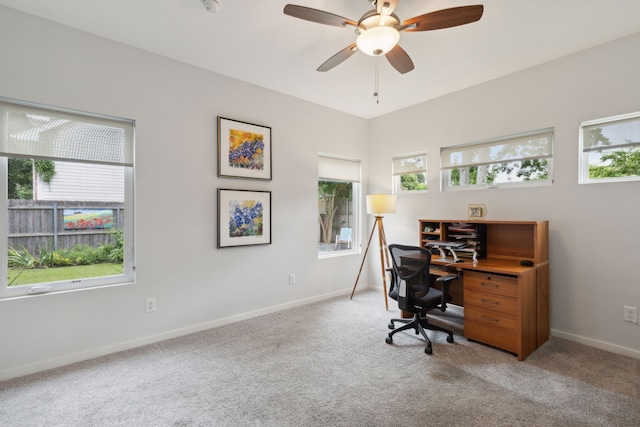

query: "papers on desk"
xmin=425 ymin=240 xmax=468 ymax=249
xmin=426 ymin=240 xmax=478 ymax=263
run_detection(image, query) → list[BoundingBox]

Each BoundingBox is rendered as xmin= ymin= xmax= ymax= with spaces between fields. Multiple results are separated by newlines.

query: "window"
xmin=0 ymin=97 xmax=135 ymax=299
xmin=392 ymin=151 xmax=427 ymax=194
xmin=318 ymin=154 xmax=360 ymax=257
xmin=441 ymin=128 xmax=553 ymax=191
xmin=579 ymin=111 xmax=640 ymax=184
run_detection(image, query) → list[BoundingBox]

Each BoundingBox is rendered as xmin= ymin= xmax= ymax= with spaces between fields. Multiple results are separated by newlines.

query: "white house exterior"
xmin=34 ymin=161 xmax=124 ymax=202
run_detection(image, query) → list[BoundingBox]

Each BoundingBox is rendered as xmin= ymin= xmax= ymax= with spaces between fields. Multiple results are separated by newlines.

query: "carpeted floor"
xmin=1 ymin=289 xmax=639 ymax=426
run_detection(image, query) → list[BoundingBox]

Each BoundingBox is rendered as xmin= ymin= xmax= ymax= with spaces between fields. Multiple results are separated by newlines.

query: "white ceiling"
xmin=2 ymin=0 xmax=640 ymax=119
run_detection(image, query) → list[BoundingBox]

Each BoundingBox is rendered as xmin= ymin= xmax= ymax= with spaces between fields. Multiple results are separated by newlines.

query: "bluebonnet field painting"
xmin=228 ymin=129 xmax=264 ymax=170
xmin=228 ymin=199 xmax=263 ymax=237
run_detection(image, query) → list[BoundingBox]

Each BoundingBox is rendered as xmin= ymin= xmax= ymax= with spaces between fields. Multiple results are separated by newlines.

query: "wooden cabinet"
xmin=463 ymin=270 xmax=537 ymax=358
xmin=418 ymin=219 xmax=549 ymax=361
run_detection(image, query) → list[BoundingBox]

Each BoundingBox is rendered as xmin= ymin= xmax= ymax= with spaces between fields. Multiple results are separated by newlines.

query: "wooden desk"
xmin=419 ymin=219 xmax=549 ymax=361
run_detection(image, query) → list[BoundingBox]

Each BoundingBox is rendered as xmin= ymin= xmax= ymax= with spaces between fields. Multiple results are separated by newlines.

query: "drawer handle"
xmin=481 ymin=298 xmax=499 ymax=305
xmin=480 ymin=282 xmax=499 ymax=289
xmin=480 ymin=315 xmax=499 ymax=323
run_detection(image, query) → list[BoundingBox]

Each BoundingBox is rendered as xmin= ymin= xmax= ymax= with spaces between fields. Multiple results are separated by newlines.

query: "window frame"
xmin=318 ymin=154 xmax=361 ymax=259
xmin=392 ymin=151 xmax=428 ymax=194
xmin=579 ymin=111 xmax=640 ymax=184
xmin=0 ymin=97 xmax=135 ymax=299
xmin=440 ymin=128 xmax=554 ymax=191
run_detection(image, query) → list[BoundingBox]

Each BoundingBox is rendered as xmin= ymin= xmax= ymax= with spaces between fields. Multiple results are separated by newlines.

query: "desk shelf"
xmin=421 ymin=221 xmax=487 ymax=261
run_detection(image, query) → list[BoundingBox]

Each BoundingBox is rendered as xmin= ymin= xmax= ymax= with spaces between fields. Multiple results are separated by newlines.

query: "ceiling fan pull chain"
xmin=374 ymin=61 xmax=380 ymax=104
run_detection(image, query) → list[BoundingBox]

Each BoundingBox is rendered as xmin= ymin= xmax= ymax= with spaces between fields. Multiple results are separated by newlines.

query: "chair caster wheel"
xmin=447 ymin=335 xmax=454 ymax=343
xmin=385 ymin=336 xmax=393 ymax=344
xmin=425 ymin=346 xmax=432 ymax=355
xmin=388 ymin=322 xmax=394 ymax=330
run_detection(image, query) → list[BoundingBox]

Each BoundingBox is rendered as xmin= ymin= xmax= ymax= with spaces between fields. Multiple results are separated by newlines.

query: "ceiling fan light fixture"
xmin=356 ymin=26 xmax=399 ymax=56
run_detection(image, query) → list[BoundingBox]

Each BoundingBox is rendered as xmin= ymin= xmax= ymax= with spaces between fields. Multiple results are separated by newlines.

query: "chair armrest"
xmin=435 ymin=274 xmax=458 ymax=311
xmin=436 ymin=274 xmax=457 ymax=283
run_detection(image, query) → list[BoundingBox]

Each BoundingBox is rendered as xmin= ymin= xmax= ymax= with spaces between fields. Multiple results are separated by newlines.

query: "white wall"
xmin=368 ymin=33 xmax=640 ymax=357
xmin=1 ymin=7 xmax=639 ymax=380
xmin=0 ymin=7 xmax=370 ymax=380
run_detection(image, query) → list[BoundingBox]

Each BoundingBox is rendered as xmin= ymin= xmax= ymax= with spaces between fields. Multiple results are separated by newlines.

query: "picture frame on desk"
xmin=468 ymin=204 xmax=486 ymax=220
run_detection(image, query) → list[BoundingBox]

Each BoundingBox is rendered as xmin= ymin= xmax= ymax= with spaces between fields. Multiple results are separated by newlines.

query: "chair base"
xmin=386 ymin=311 xmax=454 ymax=354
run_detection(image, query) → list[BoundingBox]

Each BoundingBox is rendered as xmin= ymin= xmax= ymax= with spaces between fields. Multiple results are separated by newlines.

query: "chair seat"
xmin=412 ymin=287 xmax=444 ymax=309
xmin=389 ymin=286 xmax=443 ymax=312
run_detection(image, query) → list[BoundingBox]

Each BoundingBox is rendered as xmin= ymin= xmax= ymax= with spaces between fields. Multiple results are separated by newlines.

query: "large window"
xmin=0 ymin=97 xmax=135 ymax=299
xmin=580 ymin=111 xmax=640 ymax=184
xmin=441 ymin=128 xmax=554 ymax=191
xmin=393 ymin=151 xmax=427 ymax=194
xmin=318 ymin=154 xmax=360 ymax=257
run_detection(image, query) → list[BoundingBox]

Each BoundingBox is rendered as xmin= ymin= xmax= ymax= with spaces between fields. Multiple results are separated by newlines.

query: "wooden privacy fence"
xmin=8 ymin=200 xmax=124 ymax=255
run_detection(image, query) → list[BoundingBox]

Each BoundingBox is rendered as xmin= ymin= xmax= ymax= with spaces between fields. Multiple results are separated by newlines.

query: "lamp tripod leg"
xmin=377 ymin=217 xmax=389 ymax=311
xmin=350 ymin=220 xmax=377 ymax=300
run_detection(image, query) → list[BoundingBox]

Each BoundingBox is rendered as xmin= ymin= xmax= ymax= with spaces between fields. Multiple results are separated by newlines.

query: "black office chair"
xmin=385 ymin=244 xmax=457 ymax=354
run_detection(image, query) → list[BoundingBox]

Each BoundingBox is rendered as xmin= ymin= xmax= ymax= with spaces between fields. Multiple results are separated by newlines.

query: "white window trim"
xmin=579 ymin=111 xmax=640 ymax=184
xmin=318 ymin=153 xmax=361 ymax=259
xmin=0 ymin=98 xmax=135 ymax=300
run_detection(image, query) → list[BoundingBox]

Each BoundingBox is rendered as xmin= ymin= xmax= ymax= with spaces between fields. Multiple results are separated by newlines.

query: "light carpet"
xmin=1 ymin=290 xmax=639 ymax=426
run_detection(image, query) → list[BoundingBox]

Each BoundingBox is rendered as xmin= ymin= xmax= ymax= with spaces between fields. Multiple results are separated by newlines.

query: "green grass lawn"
xmin=8 ymin=263 xmax=124 ymax=287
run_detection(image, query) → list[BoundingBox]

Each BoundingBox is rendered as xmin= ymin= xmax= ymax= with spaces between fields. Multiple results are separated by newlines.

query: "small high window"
xmin=580 ymin=111 xmax=640 ymax=184
xmin=441 ymin=128 xmax=553 ymax=191
xmin=393 ymin=151 xmax=427 ymax=194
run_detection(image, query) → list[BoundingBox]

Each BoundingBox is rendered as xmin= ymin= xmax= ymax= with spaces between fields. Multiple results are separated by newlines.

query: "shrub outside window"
xmin=318 ymin=154 xmax=360 ymax=257
xmin=0 ymin=97 xmax=135 ymax=299
xmin=393 ymin=151 xmax=427 ymax=194
xmin=580 ymin=111 xmax=640 ymax=184
xmin=441 ymin=128 xmax=554 ymax=191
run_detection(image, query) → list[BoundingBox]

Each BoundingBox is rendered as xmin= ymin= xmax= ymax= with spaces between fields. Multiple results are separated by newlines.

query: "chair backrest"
xmin=388 ymin=244 xmax=432 ymax=311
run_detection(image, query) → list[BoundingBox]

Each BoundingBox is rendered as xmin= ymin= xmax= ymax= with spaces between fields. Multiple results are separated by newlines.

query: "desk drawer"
xmin=464 ymin=305 xmax=518 ymax=353
xmin=464 ymin=288 xmax=517 ymax=315
xmin=464 ymin=271 xmax=517 ymax=298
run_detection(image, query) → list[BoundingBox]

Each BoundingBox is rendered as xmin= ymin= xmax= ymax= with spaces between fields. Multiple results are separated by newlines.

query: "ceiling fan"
xmin=284 ymin=1 xmax=484 ymax=74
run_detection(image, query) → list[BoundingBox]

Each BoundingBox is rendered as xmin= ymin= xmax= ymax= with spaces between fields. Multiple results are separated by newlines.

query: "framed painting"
xmin=217 ymin=116 xmax=272 ymax=180
xmin=217 ymin=189 xmax=271 ymax=248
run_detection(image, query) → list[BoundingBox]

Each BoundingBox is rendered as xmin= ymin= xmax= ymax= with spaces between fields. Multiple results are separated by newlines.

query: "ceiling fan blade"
xmin=377 ymin=0 xmax=400 ymax=16
xmin=401 ymin=5 xmax=484 ymax=32
xmin=284 ymin=4 xmax=357 ymax=28
xmin=385 ymin=45 xmax=414 ymax=74
xmin=317 ymin=43 xmax=358 ymax=72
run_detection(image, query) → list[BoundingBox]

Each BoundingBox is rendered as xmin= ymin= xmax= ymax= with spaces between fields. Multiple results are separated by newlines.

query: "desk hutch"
xmin=418 ymin=219 xmax=549 ymax=361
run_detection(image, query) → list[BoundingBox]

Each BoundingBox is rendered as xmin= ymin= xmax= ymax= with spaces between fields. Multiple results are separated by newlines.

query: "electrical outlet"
xmin=146 ymin=297 xmax=157 ymax=313
xmin=289 ymin=273 xmax=296 ymax=285
xmin=623 ymin=306 xmax=637 ymax=323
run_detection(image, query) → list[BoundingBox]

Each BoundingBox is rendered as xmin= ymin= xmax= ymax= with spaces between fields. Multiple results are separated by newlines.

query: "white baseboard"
xmin=550 ymin=329 xmax=640 ymax=359
xmin=0 ymin=289 xmax=351 ymax=381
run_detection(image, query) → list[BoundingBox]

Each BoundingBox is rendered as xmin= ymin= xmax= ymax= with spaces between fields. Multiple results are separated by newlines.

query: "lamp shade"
xmin=366 ymin=194 xmax=396 ymax=215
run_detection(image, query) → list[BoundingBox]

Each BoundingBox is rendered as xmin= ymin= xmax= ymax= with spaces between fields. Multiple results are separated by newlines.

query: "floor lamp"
xmin=350 ymin=194 xmax=396 ymax=310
